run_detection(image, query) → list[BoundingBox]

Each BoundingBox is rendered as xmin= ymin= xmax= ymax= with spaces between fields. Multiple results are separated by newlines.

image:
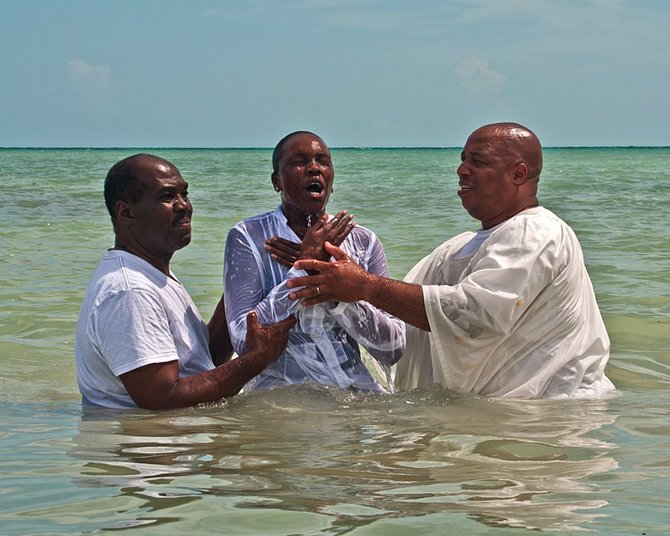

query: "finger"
xmin=292 ymin=258 xmax=331 ymax=273
xmin=324 ymin=241 xmax=349 ymax=260
xmin=326 ymin=211 xmax=351 ymax=230
xmin=309 ymin=214 xmax=327 ymax=230
xmin=287 ymin=286 xmax=319 ymax=301
xmin=286 ymin=274 xmax=320 ymax=288
xmin=265 ymin=237 xmax=298 ymax=252
xmin=300 ymin=295 xmax=330 ymax=306
xmin=331 ymin=214 xmax=353 ymax=234
xmin=266 ymin=236 xmax=289 ymax=246
xmin=330 ymin=217 xmax=355 ymax=244
xmin=268 ymin=241 xmax=298 ymax=256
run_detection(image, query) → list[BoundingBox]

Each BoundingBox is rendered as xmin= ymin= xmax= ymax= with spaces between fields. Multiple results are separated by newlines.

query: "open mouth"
xmin=306 ymin=181 xmax=325 ymax=196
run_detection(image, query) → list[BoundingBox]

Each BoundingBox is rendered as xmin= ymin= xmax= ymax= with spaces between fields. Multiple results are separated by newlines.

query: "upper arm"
xmin=224 ymin=224 xmax=304 ymax=354
xmin=94 ymin=288 xmax=180 ymax=376
xmin=434 ymin=219 xmax=561 ymax=333
xmin=208 ymin=295 xmax=233 ymax=366
xmin=224 ymin=226 xmax=266 ymax=352
xmin=120 ymin=360 xmax=180 ymax=410
xmin=346 ymin=228 xmax=389 ymax=277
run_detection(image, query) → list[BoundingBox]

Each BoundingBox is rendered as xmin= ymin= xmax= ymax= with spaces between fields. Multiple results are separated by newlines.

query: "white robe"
xmin=394 ymin=207 xmax=615 ymax=399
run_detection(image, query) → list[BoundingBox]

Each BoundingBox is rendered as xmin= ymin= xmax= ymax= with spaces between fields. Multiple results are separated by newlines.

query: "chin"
xmin=178 ymin=235 xmax=192 ymax=249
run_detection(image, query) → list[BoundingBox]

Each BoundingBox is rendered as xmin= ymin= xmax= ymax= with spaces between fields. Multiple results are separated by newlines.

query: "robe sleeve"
xmin=422 ymin=217 xmax=563 ymax=390
xmin=328 ymin=231 xmax=406 ymax=365
xmin=224 ymin=225 xmax=303 ymax=356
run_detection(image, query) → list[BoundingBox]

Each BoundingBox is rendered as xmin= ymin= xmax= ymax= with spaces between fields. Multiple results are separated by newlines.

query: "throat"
xmin=282 ymin=206 xmax=323 ymax=238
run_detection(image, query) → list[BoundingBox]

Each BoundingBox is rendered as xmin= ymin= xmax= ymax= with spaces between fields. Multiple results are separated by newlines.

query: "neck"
xmin=112 ymin=242 xmax=172 ymax=276
xmin=281 ymin=205 xmax=324 ymax=239
xmin=480 ymin=199 xmax=540 ymax=230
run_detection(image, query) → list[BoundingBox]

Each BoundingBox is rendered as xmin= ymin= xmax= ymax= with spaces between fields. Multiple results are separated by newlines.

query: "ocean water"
xmin=1 ymin=147 xmax=669 ymax=535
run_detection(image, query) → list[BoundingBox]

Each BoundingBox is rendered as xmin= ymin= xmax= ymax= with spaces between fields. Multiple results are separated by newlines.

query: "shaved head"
xmin=470 ymin=123 xmax=543 ymax=181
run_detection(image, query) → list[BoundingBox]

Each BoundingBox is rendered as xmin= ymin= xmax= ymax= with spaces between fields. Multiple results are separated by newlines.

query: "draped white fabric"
xmin=225 ymin=207 xmax=406 ymax=392
xmin=395 ymin=207 xmax=615 ymax=399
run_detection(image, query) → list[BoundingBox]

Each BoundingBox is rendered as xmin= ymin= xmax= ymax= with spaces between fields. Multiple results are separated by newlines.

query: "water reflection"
xmin=68 ymin=386 xmax=618 ymax=532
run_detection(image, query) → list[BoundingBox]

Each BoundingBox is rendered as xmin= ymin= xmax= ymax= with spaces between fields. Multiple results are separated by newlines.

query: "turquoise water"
xmin=1 ymin=147 xmax=669 ymax=534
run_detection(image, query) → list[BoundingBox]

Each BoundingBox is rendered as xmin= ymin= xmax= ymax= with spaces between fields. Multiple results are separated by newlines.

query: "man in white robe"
xmin=285 ymin=123 xmax=615 ymax=399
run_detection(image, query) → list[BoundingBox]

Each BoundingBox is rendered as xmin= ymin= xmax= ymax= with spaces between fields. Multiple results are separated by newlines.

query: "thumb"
xmin=246 ymin=310 xmax=260 ymax=331
xmin=279 ymin=315 xmax=297 ymax=330
xmin=324 ymin=241 xmax=347 ymax=260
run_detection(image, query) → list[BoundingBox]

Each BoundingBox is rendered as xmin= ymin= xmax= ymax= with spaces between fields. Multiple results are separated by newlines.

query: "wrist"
xmin=359 ymin=272 xmax=376 ymax=303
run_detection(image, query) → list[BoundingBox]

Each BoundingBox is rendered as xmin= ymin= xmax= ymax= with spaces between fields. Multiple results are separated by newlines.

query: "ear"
xmin=271 ymin=172 xmax=281 ymax=193
xmin=115 ymin=200 xmax=134 ymax=226
xmin=512 ymin=162 xmax=529 ymax=185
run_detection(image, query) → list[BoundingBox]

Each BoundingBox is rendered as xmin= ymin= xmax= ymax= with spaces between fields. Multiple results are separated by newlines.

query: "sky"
xmin=1 ymin=0 xmax=668 ymax=147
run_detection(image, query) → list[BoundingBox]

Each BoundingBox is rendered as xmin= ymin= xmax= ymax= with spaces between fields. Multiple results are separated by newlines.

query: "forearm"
xmin=330 ymin=301 xmax=406 ymax=364
xmin=165 ymin=351 xmax=276 ymax=408
xmin=227 ymin=279 xmax=300 ymax=355
xmin=122 ymin=352 xmax=272 ymax=411
xmin=360 ymin=273 xmax=431 ymax=332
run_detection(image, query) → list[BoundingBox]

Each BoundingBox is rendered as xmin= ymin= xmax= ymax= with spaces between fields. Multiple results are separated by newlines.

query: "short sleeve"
xmin=92 ymin=288 xmax=179 ymax=376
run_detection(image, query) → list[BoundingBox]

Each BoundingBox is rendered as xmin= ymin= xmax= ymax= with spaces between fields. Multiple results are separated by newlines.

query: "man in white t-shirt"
xmin=75 ymin=154 xmax=295 ymax=410
xmin=284 ymin=123 xmax=615 ymax=399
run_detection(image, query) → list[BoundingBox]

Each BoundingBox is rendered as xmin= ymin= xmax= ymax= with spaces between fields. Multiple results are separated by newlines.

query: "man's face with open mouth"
xmin=272 ymin=132 xmax=334 ymax=218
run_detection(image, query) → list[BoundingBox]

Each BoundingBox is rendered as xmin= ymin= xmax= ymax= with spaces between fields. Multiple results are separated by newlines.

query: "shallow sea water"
xmin=1 ymin=147 xmax=669 ymax=534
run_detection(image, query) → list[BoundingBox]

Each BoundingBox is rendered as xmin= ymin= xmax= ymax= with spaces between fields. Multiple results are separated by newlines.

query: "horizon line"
xmin=2 ymin=145 xmax=669 ymax=150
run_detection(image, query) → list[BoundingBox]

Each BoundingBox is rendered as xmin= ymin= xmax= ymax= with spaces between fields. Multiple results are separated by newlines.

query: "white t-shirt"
xmin=75 ymin=250 xmax=214 ymax=409
xmin=395 ymin=207 xmax=615 ymax=399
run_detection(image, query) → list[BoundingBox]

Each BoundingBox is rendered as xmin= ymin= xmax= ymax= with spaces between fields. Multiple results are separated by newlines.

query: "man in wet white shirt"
xmin=224 ymin=131 xmax=405 ymax=393
xmin=75 ymin=154 xmax=295 ymax=410
xmin=286 ymin=123 xmax=615 ymax=399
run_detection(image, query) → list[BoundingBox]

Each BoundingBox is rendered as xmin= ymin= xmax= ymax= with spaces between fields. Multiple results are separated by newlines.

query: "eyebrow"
xmin=156 ymin=182 xmax=188 ymax=193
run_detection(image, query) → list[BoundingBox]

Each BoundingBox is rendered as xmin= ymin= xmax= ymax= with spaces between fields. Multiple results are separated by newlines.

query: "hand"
xmin=323 ymin=210 xmax=355 ymax=247
xmin=244 ymin=311 xmax=296 ymax=362
xmin=265 ymin=211 xmax=355 ymax=267
xmin=300 ymin=211 xmax=356 ymax=262
xmin=264 ymin=236 xmax=301 ymax=267
xmin=287 ymin=242 xmax=370 ymax=305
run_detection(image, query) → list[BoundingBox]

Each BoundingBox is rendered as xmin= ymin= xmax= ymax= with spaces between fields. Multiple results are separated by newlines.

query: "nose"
xmin=306 ymin=158 xmax=320 ymax=174
xmin=457 ymin=161 xmax=468 ymax=177
xmin=174 ymin=193 xmax=191 ymax=212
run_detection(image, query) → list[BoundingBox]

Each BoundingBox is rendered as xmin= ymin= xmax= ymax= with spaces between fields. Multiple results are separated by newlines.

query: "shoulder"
xmin=482 ymin=207 xmax=581 ymax=269
xmin=497 ymin=207 xmax=574 ymax=245
xmin=231 ymin=209 xmax=276 ymax=231
xmin=349 ymin=223 xmax=377 ymax=241
xmin=227 ymin=209 xmax=278 ymax=242
xmin=86 ymin=252 xmax=170 ymax=307
xmin=346 ymin=224 xmax=384 ymax=252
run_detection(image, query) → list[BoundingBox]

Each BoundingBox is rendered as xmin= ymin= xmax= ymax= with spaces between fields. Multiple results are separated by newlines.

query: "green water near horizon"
xmin=1 ymin=147 xmax=669 ymax=534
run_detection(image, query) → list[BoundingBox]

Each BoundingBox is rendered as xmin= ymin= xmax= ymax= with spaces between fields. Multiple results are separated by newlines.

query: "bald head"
xmin=104 ymin=153 xmax=178 ymax=224
xmin=469 ymin=122 xmax=543 ymax=182
xmin=458 ymin=122 xmax=543 ymax=229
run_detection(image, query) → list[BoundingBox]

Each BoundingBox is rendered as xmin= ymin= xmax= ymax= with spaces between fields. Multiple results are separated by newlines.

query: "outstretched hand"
xmin=244 ymin=311 xmax=296 ymax=362
xmin=287 ymin=242 xmax=370 ymax=305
